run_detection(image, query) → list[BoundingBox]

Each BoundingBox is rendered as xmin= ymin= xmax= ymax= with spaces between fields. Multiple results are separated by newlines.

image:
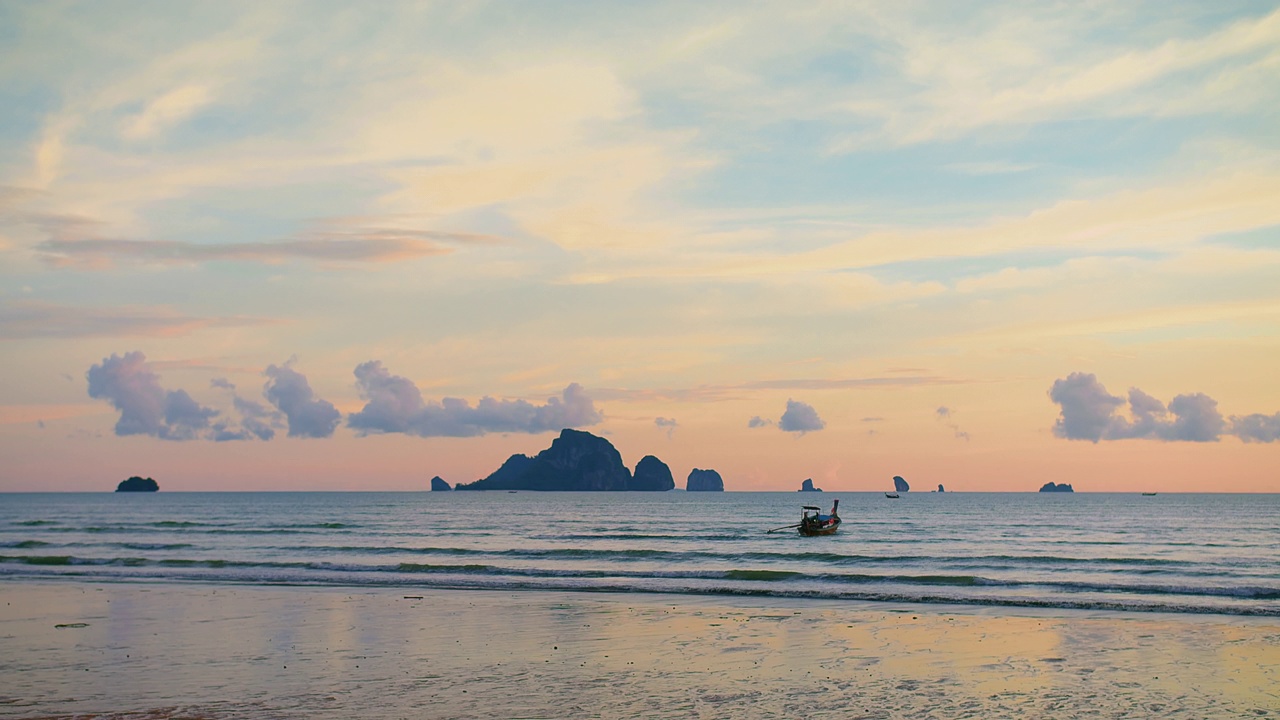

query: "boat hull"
xmin=798 ymin=519 xmax=840 ymax=536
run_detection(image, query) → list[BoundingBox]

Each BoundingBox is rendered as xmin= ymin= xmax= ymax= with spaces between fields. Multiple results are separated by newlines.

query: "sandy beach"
xmin=1 ymin=581 xmax=1276 ymax=719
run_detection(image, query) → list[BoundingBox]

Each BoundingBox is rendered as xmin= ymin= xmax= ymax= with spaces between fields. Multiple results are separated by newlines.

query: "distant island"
xmin=936 ymin=484 xmax=946 ymax=493
xmin=116 ymin=476 xmax=159 ymax=492
xmin=893 ymin=476 xmax=910 ymax=493
xmin=1039 ymin=482 xmax=1075 ymax=493
xmin=798 ymin=478 xmax=822 ymax=492
xmin=430 ymin=476 xmax=452 ymax=491
xmin=454 ymin=429 xmax=676 ymax=491
xmin=686 ymin=468 xmax=724 ymax=492
xmin=631 ymin=456 xmax=675 ymax=491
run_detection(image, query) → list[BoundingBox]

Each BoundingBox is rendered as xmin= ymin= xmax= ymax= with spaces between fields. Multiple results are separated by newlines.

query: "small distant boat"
xmin=884 ymin=492 xmax=899 ymax=499
xmin=1142 ymin=492 xmax=1157 ymax=496
xmin=767 ymin=500 xmax=840 ymax=536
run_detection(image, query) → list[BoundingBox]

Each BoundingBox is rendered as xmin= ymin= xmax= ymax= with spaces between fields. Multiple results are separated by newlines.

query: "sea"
xmin=2 ymin=491 xmax=1277 ymax=617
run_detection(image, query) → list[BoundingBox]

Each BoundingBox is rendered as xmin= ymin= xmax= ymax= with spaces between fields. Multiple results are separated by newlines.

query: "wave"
xmin=2 ymin=560 xmax=1276 ymax=617
xmin=1 ymin=540 xmax=52 ymax=549
xmin=3 ymin=554 xmax=1277 ymax=602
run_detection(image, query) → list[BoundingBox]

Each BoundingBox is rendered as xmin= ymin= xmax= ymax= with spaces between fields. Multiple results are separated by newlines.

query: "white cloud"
xmin=121 ymin=85 xmax=214 ymax=140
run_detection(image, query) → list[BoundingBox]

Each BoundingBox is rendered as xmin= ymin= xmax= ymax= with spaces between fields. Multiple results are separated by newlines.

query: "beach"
xmin=2 ymin=581 xmax=1276 ymax=719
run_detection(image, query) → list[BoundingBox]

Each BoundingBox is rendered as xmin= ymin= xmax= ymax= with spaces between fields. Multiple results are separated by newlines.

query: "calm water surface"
xmin=2 ymin=491 xmax=1277 ymax=616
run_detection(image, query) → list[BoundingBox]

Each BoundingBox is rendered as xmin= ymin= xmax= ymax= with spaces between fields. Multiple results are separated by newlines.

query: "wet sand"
xmin=1 ymin=581 xmax=1276 ymax=719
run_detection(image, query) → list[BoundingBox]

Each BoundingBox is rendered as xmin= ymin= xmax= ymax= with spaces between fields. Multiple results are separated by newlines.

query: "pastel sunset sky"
xmin=2 ymin=2 xmax=1278 ymax=492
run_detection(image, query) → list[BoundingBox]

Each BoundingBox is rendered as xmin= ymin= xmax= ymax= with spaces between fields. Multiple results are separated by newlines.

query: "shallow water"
xmin=2 ymin=584 xmax=1276 ymax=719
xmin=2 ymin=492 xmax=1277 ymax=616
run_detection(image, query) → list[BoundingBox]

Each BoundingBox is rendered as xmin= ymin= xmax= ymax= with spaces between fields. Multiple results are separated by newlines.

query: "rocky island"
xmin=798 ymin=478 xmax=822 ymax=492
xmin=430 ymin=476 xmax=452 ymax=491
xmin=116 ymin=476 xmax=159 ymax=492
xmin=686 ymin=468 xmax=724 ymax=492
xmin=454 ymin=429 xmax=676 ymax=491
xmin=631 ymin=456 xmax=675 ymax=491
xmin=1039 ymin=482 xmax=1075 ymax=493
xmin=893 ymin=475 xmax=910 ymax=493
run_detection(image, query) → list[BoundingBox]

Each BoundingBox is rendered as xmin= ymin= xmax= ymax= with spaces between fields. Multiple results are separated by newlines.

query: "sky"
xmin=1 ymin=1 xmax=1278 ymax=492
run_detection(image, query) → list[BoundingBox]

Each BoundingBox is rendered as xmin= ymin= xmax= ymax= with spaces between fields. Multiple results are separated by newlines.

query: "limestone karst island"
xmin=444 ymin=429 xmax=723 ymax=492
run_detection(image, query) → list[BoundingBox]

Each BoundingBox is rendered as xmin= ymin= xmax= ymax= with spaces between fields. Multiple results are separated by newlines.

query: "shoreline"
xmin=3 ymin=580 xmax=1276 ymax=718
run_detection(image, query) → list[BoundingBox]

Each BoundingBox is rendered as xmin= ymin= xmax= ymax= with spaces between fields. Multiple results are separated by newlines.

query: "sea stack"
xmin=629 ymin=455 xmax=675 ymax=491
xmin=430 ymin=476 xmax=452 ymax=491
xmin=686 ymin=468 xmax=724 ymax=492
xmin=937 ymin=484 xmax=945 ymax=493
xmin=1039 ymin=482 xmax=1075 ymax=493
xmin=893 ymin=476 xmax=910 ymax=493
xmin=116 ymin=476 xmax=159 ymax=492
xmin=798 ymin=478 xmax=822 ymax=492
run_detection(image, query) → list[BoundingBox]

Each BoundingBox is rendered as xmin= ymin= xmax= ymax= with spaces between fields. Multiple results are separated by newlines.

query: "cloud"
xmin=593 ymin=373 xmax=961 ymax=403
xmin=778 ymin=399 xmax=825 ymax=434
xmin=748 ymin=416 xmax=773 ymax=428
xmin=229 ymin=395 xmax=281 ymax=441
xmin=0 ymin=301 xmax=273 ymax=339
xmin=347 ymin=361 xmax=602 ymax=437
xmin=1048 ymin=373 xmax=1271 ymax=443
xmin=36 ymin=235 xmax=463 ymax=268
xmin=263 ymin=360 xmax=341 ymax=438
xmin=1231 ymin=413 xmax=1280 ymax=443
xmin=86 ymin=351 xmax=288 ymax=442
xmin=1049 ymin=372 xmax=1125 ymax=442
xmin=655 ymin=416 xmax=678 ymax=439
xmin=121 ymin=85 xmax=214 ymax=140
xmin=86 ymin=351 xmax=219 ymax=440
xmin=936 ymin=406 xmax=970 ymax=441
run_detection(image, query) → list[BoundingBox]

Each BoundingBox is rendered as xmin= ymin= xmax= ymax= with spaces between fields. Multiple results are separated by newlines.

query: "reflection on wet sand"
xmin=2 ymin=582 xmax=1276 ymax=718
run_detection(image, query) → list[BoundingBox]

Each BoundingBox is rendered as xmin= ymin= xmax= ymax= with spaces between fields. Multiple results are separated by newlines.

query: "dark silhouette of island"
xmin=686 ymin=468 xmax=724 ymax=492
xmin=631 ymin=455 xmax=675 ymax=491
xmin=430 ymin=476 xmax=452 ymax=491
xmin=893 ymin=475 xmax=910 ymax=493
xmin=454 ymin=429 xmax=675 ymax=491
xmin=116 ymin=476 xmax=158 ymax=492
xmin=1039 ymin=482 xmax=1075 ymax=492
xmin=798 ymin=478 xmax=822 ymax=492
xmin=937 ymin=484 xmax=946 ymax=492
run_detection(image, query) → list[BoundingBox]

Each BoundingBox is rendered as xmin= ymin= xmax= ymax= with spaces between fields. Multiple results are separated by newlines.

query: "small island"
xmin=936 ymin=484 xmax=946 ymax=493
xmin=893 ymin=475 xmax=910 ymax=493
xmin=430 ymin=476 xmax=452 ymax=491
xmin=798 ymin=478 xmax=822 ymax=492
xmin=631 ymin=456 xmax=676 ymax=491
xmin=116 ymin=476 xmax=159 ymax=492
xmin=1039 ymin=482 xmax=1075 ymax=493
xmin=686 ymin=468 xmax=724 ymax=492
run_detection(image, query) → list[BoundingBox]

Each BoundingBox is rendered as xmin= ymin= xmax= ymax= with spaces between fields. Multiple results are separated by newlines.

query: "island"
xmin=116 ymin=476 xmax=159 ymax=492
xmin=937 ymin=484 xmax=946 ymax=493
xmin=798 ymin=478 xmax=822 ymax=492
xmin=454 ymin=429 xmax=675 ymax=491
xmin=1039 ymin=482 xmax=1075 ymax=493
xmin=686 ymin=468 xmax=724 ymax=492
xmin=893 ymin=475 xmax=910 ymax=493
xmin=430 ymin=476 xmax=452 ymax=491
xmin=631 ymin=455 xmax=675 ymax=491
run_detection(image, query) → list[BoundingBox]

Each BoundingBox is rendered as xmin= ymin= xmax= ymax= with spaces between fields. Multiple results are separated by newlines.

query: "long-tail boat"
xmin=798 ymin=499 xmax=840 ymax=536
